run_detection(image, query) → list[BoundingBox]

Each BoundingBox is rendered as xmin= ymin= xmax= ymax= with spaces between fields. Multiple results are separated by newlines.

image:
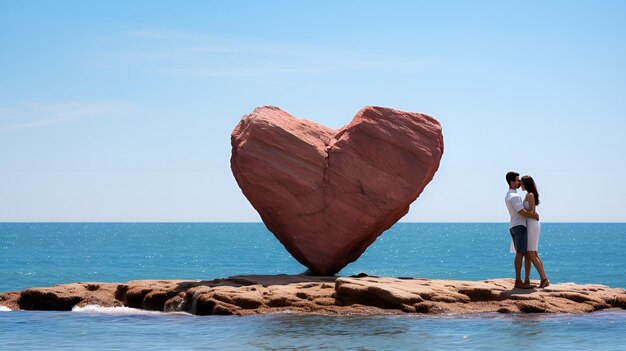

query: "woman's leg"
xmin=524 ymin=254 xmax=531 ymax=283
xmin=528 ymin=251 xmax=547 ymax=280
xmin=536 ymin=254 xmax=545 ymax=274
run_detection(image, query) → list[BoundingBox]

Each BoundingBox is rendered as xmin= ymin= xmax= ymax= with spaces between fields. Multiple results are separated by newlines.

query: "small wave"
xmin=72 ymin=305 xmax=190 ymax=316
xmin=0 ymin=306 xmax=11 ymax=311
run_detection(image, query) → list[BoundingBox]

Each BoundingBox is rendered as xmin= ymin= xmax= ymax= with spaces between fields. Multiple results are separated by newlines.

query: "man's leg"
xmin=514 ymin=253 xmax=524 ymax=282
xmin=511 ymin=225 xmax=530 ymax=288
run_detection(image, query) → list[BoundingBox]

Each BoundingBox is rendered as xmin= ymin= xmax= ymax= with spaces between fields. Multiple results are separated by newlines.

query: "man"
xmin=505 ymin=171 xmax=540 ymax=289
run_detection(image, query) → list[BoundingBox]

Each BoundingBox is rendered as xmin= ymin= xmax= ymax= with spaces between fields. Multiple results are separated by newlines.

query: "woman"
xmin=521 ymin=175 xmax=550 ymax=288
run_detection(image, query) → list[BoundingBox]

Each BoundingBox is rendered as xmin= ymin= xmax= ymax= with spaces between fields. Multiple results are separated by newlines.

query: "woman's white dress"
xmin=509 ymin=200 xmax=541 ymax=253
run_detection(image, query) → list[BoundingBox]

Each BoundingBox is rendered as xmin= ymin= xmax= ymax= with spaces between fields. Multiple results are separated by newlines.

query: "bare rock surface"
xmin=2 ymin=275 xmax=624 ymax=315
xmin=230 ymin=106 xmax=444 ymax=275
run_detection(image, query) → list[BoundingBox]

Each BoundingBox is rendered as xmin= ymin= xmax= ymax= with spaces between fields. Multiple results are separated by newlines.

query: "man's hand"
xmin=518 ymin=209 xmax=539 ymax=221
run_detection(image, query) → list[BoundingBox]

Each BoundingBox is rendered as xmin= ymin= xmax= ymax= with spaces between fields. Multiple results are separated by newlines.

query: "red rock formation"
xmin=230 ymin=106 xmax=444 ymax=275
xmin=2 ymin=276 xmax=625 ymax=315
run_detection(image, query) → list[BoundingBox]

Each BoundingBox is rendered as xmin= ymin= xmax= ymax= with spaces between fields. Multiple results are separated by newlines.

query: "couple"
xmin=505 ymin=171 xmax=550 ymax=289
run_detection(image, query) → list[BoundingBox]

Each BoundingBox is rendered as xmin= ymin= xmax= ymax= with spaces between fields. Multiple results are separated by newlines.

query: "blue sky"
xmin=1 ymin=0 xmax=624 ymax=222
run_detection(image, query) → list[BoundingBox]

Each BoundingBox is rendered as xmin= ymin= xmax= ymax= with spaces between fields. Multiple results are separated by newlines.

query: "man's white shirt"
xmin=505 ymin=189 xmax=526 ymax=228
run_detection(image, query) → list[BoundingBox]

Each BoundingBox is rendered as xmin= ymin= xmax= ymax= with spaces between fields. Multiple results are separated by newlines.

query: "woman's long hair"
xmin=521 ymin=175 xmax=540 ymax=205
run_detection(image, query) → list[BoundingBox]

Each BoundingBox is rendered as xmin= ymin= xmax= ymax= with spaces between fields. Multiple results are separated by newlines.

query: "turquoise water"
xmin=1 ymin=223 xmax=625 ymax=291
xmin=1 ymin=223 xmax=625 ymax=350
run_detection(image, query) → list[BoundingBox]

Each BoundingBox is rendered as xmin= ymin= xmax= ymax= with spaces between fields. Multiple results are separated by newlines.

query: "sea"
xmin=1 ymin=223 xmax=625 ymax=350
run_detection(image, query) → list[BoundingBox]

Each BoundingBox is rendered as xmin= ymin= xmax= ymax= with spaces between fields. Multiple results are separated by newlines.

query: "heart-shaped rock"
xmin=231 ymin=106 xmax=443 ymax=275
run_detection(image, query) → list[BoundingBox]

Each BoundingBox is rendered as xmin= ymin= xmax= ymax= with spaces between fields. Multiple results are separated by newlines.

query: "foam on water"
xmin=72 ymin=304 xmax=190 ymax=316
xmin=0 ymin=306 xmax=11 ymax=311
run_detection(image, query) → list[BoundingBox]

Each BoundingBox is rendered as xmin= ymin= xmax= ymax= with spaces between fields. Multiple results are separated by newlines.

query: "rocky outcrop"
xmin=2 ymin=275 xmax=624 ymax=315
xmin=230 ymin=106 xmax=444 ymax=275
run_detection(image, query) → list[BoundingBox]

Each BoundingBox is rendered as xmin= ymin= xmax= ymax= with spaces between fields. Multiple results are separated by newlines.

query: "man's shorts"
xmin=509 ymin=225 xmax=528 ymax=254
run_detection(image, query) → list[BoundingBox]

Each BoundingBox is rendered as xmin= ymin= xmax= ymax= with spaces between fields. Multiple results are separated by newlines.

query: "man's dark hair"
xmin=506 ymin=171 xmax=519 ymax=184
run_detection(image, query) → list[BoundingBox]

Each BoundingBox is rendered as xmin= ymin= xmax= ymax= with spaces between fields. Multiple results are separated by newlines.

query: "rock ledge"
xmin=1 ymin=275 xmax=624 ymax=315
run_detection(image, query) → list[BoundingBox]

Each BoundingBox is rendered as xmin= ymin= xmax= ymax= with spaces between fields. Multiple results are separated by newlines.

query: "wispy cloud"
xmin=111 ymin=28 xmax=432 ymax=78
xmin=0 ymin=101 xmax=134 ymax=132
xmin=4 ymin=117 xmax=71 ymax=130
xmin=124 ymin=28 xmax=200 ymax=40
xmin=163 ymin=60 xmax=424 ymax=78
xmin=121 ymin=28 xmax=338 ymax=56
xmin=0 ymin=107 xmax=20 ymax=114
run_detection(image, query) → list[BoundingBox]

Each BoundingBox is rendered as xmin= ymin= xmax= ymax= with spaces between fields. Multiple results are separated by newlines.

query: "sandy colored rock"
xmin=230 ymin=106 xmax=444 ymax=275
xmin=1 ymin=275 xmax=625 ymax=315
